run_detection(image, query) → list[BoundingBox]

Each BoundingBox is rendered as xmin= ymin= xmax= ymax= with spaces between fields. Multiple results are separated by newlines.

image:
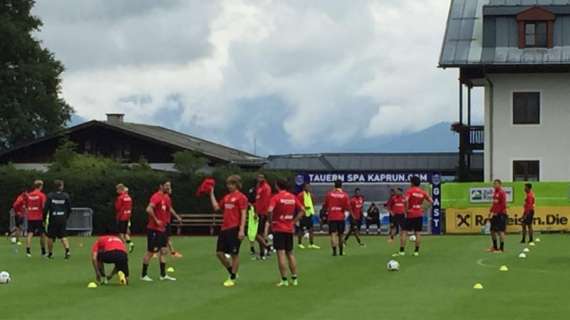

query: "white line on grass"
xmin=476 ymin=258 xmax=551 ymax=274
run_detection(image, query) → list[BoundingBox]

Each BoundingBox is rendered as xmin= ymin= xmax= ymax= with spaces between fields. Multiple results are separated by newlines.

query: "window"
xmin=524 ymin=22 xmax=548 ymax=47
xmin=513 ymin=161 xmax=540 ymax=181
xmin=513 ymin=92 xmax=540 ymax=125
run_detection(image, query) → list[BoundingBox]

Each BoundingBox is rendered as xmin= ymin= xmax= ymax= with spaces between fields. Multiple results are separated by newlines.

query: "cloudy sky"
xmin=32 ymin=0 xmax=482 ymax=155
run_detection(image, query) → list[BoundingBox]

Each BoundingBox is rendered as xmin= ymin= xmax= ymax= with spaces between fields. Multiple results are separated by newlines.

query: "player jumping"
xmin=141 ymin=181 xmax=176 ymax=281
xmin=398 ymin=176 xmax=432 ymax=257
xmin=269 ymin=179 xmax=305 ymax=287
xmin=324 ymin=180 xmax=352 ymax=257
xmin=488 ymin=179 xmax=507 ymax=253
xmin=521 ymin=183 xmax=535 ymax=244
xmin=115 ymin=184 xmax=134 ymax=253
xmin=210 ymin=175 xmax=247 ymax=287
xmin=45 ymin=180 xmax=72 ymax=259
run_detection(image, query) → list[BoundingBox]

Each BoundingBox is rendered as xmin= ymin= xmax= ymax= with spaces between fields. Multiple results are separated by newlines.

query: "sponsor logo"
xmin=469 ymin=187 xmax=513 ymax=203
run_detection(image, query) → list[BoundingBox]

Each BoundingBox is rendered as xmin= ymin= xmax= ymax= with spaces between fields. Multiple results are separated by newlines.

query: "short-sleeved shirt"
xmin=12 ymin=193 xmax=28 ymax=216
xmin=405 ymin=187 xmax=430 ymax=219
xmin=220 ymin=191 xmax=248 ymax=231
xmin=91 ymin=235 xmax=127 ymax=254
xmin=269 ymin=191 xmax=304 ymax=233
xmin=115 ymin=192 xmax=133 ymax=221
xmin=490 ymin=188 xmax=507 ymax=215
xmin=324 ymin=189 xmax=351 ymax=221
xmin=147 ymin=191 xmax=170 ymax=232
xmin=387 ymin=194 xmax=406 ymax=215
xmin=524 ymin=191 xmax=535 ymax=213
xmin=350 ymin=196 xmax=365 ymax=220
xmin=27 ymin=189 xmax=46 ymax=221
xmin=255 ymin=181 xmax=272 ymax=216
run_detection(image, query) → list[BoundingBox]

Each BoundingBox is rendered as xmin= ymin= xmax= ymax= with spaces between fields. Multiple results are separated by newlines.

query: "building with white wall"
xmin=440 ymin=0 xmax=570 ymax=182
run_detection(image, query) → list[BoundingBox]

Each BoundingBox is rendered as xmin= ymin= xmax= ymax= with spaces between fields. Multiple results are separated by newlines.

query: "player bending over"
xmin=488 ymin=179 xmax=508 ymax=253
xmin=398 ymin=177 xmax=432 ymax=257
xmin=296 ymin=183 xmax=319 ymax=249
xmin=324 ymin=180 xmax=352 ymax=256
xmin=210 ymin=175 xmax=247 ymax=287
xmin=344 ymin=188 xmax=365 ymax=247
xmin=91 ymin=229 xmax=129 ymax=286
xmin=26 ymin=180 xmax=47 ymax=257
xmin=45 ymin=180 xmax=72 ymax=259
xmin=141 ymin=181 xmax=176 ymax=281
xmin=115 ymin=184 xmax=134 ymax=253
xmin=521 ymin=183 xmax=535 ymax=244
xmin=269 ymin=179 xmax=305 ymax=287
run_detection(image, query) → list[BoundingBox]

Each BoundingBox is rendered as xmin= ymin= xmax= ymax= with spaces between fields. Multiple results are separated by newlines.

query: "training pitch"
xmin=1 ymin=235 xmax=569 ymax=320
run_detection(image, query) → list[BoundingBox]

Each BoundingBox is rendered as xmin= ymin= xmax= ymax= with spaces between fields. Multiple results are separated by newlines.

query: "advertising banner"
xmin=446 ymin=207 xmax=570 ymax=233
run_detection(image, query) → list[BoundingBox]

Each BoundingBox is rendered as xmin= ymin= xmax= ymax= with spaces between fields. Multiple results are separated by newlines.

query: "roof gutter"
xmin=485 ymin=76 xmax=494 ymax=181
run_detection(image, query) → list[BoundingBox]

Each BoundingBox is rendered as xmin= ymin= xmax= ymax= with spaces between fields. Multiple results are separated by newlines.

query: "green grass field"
xmin=1 ymin=234 xmax=569 ymax=320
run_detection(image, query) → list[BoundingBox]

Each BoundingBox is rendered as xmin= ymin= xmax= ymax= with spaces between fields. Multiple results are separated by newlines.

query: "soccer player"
xmin=399 ymin=177 xmax=432 ymax=257
xmin=26 ymin=180 xmax=47 ymax=257
xmin=115 ymin=184 xmax=134 ymax=253
xmin=163 ymin=183 xmax=183 ymax=258
xmin=296 ymin=182 xmax=319 ymax=249
xmin=521 ymin=183 xmax=535 ymax=244
xmin=488 ymin=179 xmax=508 ymax=253
xmin=91 ymin=228 xmax=129 ymax=286
xmin=269 ymin=179 xmax=305 ymax=287
xmin=45 ymin=180 xmax=72 ymax=259
xmin=141 ymin=181 xmax=176 ymax=282
xmin=210 ymin=175 xmax=247 ymax=287
xmin=10 ymin=190 xmax=28 ymax=245
xmin=255 ymin=174 xmax=272 ymax=260
xmin=324 ymin=179 xmax=352 ymax=256
xmin=344 ymin=188 xmax=365 ymax=246
xmin=386 ymin=188 xmax=406 ymax=242
xmin=246 ymin=187 xmax=258 ymax=258
xmin=364 ymin=202 xmax=380 ymax=235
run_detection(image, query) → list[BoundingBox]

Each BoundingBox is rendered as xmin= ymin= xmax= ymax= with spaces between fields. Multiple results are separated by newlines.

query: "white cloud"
xmin=32 ymin=0 xmax=468 ymax=152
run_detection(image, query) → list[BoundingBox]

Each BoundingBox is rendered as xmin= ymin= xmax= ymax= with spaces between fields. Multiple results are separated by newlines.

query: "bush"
xmin=0 ymin=158 xmax=292 ymax=235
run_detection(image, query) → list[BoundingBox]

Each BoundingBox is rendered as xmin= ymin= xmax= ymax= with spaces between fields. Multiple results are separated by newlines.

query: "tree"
xmin=173 ymin=151 xmax=208 ymax=175
xmin=0 ymin=0 xmax=72 ymax=150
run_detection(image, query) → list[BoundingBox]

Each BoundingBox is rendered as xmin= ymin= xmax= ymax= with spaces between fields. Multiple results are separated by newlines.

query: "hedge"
xmin=0 ymin=162 xmax=291 ymax=235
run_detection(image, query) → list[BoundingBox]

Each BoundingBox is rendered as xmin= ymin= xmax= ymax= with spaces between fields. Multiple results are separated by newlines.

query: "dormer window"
xmin=517 ymin=6 xmax=555 ymax=49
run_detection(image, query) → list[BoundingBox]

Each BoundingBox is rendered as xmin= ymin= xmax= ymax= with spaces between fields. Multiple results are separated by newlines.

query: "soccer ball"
xmin=409 ymin=235 xmax=417 ymax=242
xmin=0 ymin=271 xmax=11 ymax=284
xmin=10 ymin=237 xmax=17 ymax=244
xmin=387 ymin=260 xmax=400 ymax=271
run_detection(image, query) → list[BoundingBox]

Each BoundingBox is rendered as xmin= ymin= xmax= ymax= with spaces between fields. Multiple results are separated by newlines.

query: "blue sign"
xmin=431 ymin=174 xmax=442 ymax=235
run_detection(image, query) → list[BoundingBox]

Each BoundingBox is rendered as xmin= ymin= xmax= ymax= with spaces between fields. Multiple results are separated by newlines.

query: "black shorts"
xmin=165 ymin=224 xmax=172 ymax=238
xmin=299 ymin=216 xmax=314 ymax=231
xmin=14 ymin=216 xmax=25 ymax=228
xmin=328 ymin=220 xmax=346 ymax=234
xmin=405 ymin=217 xmax=423 ymax=232
xmin=47 ymin=223 xmax=67 ymax=239
xmin=99 ymin=250 xmax=129 ymax=277
xmin=217 ymin=227 xmax=241 ymax=255
xmin=274 ymin=232 xmax=294 ymax=252
xmin=117 ymin=220 xmax=129 ymax=234
xmin=392 ymin=214 xmax=406 ymax=229
xmin=349 ymin=217 xmax=362 ymax=229
xmin=522 ymin=211 xmax=534 ymax=226
xmin=27 ymin=220 xmax=44 ymax=235
xmin=491 ymin=214 xmax=507 ymax=232
xmin=257 ymin=215 xmax=268 ymax=235
xmin=147 ymin=230 xmax=168 ymax=253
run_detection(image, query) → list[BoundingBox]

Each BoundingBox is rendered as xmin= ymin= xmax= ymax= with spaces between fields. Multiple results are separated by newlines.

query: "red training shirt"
xmin=27 ymin=189 xmax=46 ymax=221
xmin=269 ymin=190 xmax=304 ymax=234
xmin=91 ymin=235 xmax=127 ymax=254
xmin=490 ymin=187 xmax=507 ymax=215
xmin=147 ymin=191 xmax=170 ymax=232
xmin=324 ymin=189 xmax=351 ymax=221
xmin=12 ymin=193 xmax=28 ymax=217
xmin=220 ymin=190 xmax=248 ymax=231
xmin=405 ymin=187 xmax=429 ymax=219
xmin=350 ymin=196 xmax=364 ymax=220
xmin=255 ymin=181 xmax=272 ymax=215
xmin=388 ymin=194 xmax=406 ymax=215
xmin=524 ymin=191 xmax=535 ymax=214
xmin=115 ymin=192 xmax=133 ymax=221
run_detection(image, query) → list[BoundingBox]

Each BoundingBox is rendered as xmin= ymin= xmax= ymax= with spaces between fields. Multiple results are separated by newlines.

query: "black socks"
xmin=160 ymin=263 xmax=166 ymax=277
xmin=142 ymin=264 xmax=149 ymax=277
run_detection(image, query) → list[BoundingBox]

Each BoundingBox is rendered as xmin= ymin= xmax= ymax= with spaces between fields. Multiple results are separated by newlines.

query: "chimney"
xmin=106 ymin=113 xmax=125 ymax=124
